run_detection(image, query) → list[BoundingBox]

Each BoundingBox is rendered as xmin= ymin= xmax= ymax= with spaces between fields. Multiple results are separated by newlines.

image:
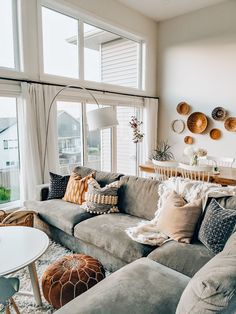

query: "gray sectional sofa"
xmin=24 ymin=166 xmax=236 ymax=313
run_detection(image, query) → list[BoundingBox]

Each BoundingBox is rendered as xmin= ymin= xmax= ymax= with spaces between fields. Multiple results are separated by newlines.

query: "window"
xmin=0 ymin=97 xmax=20 ymax=204
xmin=0 ymin=0 xmax=19 ymax=69
xmin=84 ymin=23 xmax=140 ymax=88
xmin=116 ymin=107 xmax=139 ymax=175
xmin=57 ymin=101 xmax=83 ymax=174
xmin=42 ymin=6 xmax=79 ymax=78
xmin=40 ymin=5 xmax=143 ymax=89
xmin=86 ymin=104 xmax=112 ymax=171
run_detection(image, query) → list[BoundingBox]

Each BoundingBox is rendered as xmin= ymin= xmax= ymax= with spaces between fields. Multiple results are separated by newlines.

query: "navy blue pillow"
xmin=47 ymin=172 xmax=70 ymax=200
xmin=198 ymin=198 xmax=236 ymax=254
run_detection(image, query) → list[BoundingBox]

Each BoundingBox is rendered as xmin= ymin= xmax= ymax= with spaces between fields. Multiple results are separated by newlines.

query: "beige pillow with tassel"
xmin=156 ymin=191 xmax=202 ymax=243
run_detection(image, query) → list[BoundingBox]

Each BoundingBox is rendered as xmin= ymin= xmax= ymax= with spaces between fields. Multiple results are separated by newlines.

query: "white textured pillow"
xmin=83 ymin=178 xmax=120 ymax=215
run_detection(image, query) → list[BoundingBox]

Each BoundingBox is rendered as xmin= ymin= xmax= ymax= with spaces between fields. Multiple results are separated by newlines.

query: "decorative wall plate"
xmin=210 ymin=128 xmax=221 ymax=140
xmin=171 ymin=119 xmax=185 ymax=134
xmin=212 ymin=107 xmax=227 ymax=121
xmin=184 ymin=136 xmax=194 ymax=145
xmin=187 ymin=112 xmax=208 ymax=134
xmin=176 ymin=102 xmax=190 ymax=115
xmin=224 ymin=117 xmax=236 ymax=132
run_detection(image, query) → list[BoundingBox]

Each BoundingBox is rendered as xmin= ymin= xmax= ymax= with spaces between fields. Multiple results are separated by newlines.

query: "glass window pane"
xmin=0 ymin=0 xmax=15 ymax=68
xmin=42 ymin=7 xmax=79 ymax=78
xmin=86 ymin=104 xmax=112 ymax=171
xmin=57 ymin=102 xmax=82 ymax=174
xmin=84 ymin=23 xmax=140 ymax=88
xmin=117 ymin=107 xmax=137 ymax=175
xmin=0 ymin=97 xmax=20 ymax=203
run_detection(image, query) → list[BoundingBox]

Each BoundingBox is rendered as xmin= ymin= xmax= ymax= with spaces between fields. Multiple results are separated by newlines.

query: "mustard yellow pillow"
xmin=63 ymin=171 xmax=94 ymax=205
xmin=156 ymin=191 xmax=202 ymax=243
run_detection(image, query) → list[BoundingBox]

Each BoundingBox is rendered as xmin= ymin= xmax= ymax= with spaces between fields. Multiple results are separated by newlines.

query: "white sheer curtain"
xmin=143 ymin=98 xmax=159 ymax=163
xmin=18 ymin=83 xmax=59 ymax=200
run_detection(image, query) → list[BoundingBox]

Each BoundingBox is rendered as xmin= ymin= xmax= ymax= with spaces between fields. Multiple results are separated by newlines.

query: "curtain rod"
xmin=0 ymin=77 xmax=159 ymax=100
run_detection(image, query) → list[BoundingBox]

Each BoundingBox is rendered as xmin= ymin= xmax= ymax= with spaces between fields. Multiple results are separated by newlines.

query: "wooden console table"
xmin=139 ymin=163 xmax=236 ymax=186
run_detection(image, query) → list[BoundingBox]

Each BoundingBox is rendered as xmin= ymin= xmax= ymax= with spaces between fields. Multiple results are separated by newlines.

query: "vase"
xmin=190 ymin=155 xmax=198 ymax=166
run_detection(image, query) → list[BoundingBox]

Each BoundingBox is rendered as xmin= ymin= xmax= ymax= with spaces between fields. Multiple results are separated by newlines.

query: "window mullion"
xmin=111 ymin=107 xmax=117 ymax=173
xmin=82 ymin=101 xmax=88 ymax=166
xmin=12 ymin=0 xmax=20 ymax=70
xmin=79 ymin=20 xmax=84 ymax=80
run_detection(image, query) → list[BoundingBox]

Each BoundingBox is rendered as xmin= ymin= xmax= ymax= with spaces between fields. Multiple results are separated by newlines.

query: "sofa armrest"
xmin=55 ymin=258 xmax=189 ymax=314
xmin=36 ymin=184 xmax=49 ymax=201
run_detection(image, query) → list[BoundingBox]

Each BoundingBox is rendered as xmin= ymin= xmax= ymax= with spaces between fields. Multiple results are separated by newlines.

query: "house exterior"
xmin=0 ymin=118 xmax=19 ymax=170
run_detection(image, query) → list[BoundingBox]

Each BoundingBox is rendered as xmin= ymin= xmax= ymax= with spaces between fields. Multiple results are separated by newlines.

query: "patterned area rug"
xmin=12 ymin=241 xmax=72 ymax=314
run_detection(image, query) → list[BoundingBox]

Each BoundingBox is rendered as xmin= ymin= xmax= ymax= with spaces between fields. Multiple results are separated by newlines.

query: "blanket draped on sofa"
xmin=126 ymin=177 xmax=236 ymax=246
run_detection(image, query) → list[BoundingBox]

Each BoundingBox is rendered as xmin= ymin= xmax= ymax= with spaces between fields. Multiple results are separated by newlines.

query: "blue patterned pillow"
xmin=198 ymin=198 xmax=236 ymax=254
xmin=47 ymin=172 xmax=70 ymax=200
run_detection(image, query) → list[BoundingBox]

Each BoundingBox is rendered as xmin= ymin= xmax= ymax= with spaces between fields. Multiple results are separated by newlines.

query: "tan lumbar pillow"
xmin=156 ymin=191 xmax=202 ymax=244
xmin=63 ymin=171 xmax=94 ymax=205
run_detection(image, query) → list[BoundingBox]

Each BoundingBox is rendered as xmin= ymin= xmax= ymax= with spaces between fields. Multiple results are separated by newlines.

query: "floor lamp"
xmin=43 ymin=84 xmax=118 ymax=183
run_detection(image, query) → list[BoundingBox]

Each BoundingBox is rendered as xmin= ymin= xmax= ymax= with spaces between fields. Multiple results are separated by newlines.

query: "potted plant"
xmin=151 ymin=141 xmax=177 ymax=167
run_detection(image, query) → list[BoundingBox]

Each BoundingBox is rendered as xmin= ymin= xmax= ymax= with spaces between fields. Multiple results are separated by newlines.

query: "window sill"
xmin=0 ymin=200 xmax=23 ymax=212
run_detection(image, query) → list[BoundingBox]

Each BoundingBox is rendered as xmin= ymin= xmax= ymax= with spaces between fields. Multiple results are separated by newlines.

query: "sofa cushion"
xmin=47 ymin=172 xmax=70 ymax=200
xmin=74 ymin=213 xmax=155 ymax=263
xmin=74 ymin=166 xmax=123 ymax=187
xmin=148 ymin=240 xmax=214 ymax=278
xmin=84 ymin=178 xmax=120 ymax=214
xmin=156 ymin=191 xmax=202 ymax=244
xmin=63 ymin=172 xmax=94 ymax=205
xmin=198 ymin=198 xmax=236 ymax=254
xmin=118 ymin=176 xmax=160 ymax=220
xmin=176 ymin=231 xmax=236 ymax=314
xmin=24 ymin=199 xmax=92 ymax=235
xmin=55 ymin=258 xmax=190 ymax=314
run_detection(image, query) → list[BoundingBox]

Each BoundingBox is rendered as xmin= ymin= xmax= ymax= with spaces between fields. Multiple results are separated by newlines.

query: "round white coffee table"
xmin=0 ymin=226 xmax=49 ymax=306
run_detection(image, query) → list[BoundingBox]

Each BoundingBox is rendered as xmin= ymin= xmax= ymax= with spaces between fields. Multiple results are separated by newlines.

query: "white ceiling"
xmin=117 ymin=0 xmax=229 ymax=22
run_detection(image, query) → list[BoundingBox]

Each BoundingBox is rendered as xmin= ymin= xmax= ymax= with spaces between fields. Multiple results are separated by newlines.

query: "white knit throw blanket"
xmin=126 ymin=177 xmax=236 ymax=246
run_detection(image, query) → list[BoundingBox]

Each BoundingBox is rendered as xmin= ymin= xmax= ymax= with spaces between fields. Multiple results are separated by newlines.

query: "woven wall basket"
xmin=187 ymin=112 xmax=208 ymax=134
xmin=210 ymin=128 xmax=221 ymax=140
xmin=184 ymin=136 xmax=194 ymax=145
xmin=176 ymin=102 xmax=190 ymax=115
xmin=212 ymin=107 xmax=227 ymax=121
xmin=224 ymin=117 xmax=236 ymax=132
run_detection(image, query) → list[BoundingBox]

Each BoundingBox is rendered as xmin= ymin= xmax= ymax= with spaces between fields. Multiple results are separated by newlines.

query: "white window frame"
xmin=37 ymin=0 xmax=145 ymax=92
xmin=0 ymin=85 xmax=22 ymax=209
xmin=55 ymin=90 xmax=143 ymax=175
xmin=0 ymin=0 xmax=21 ymax=74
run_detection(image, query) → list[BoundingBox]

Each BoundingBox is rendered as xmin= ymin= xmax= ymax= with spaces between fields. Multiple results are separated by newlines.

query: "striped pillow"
xmin=84 ymin=178 xmax=120 ymax=214
xmin=63 ymin=171 xmax=94 ymax=205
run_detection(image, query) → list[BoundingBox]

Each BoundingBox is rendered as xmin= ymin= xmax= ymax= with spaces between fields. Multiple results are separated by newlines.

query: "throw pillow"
xmin=156 ymin=191 xmax=202 ymax=244
xmin=176 ymin=231 xmax=236 ymax=314
xmin=198 ymin=198 xmax=236 ymax=254
xmin=47 ymin=172 xmax=70 ymax=200
xmin=63 ymin=171 xmax=94 ymax=205
xmin=83 ymin=178 xmax=120 ymax=214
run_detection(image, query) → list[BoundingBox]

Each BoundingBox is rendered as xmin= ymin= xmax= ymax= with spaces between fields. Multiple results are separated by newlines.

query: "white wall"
xmin=65 ymin=0 xmax=159 ymax=96
xmin=157 ymin=0 xmax=236 ymax=161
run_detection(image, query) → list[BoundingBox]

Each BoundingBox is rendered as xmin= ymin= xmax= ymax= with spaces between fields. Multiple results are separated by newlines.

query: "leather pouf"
xmin=42 ymin=254 xmax=105 ymax=309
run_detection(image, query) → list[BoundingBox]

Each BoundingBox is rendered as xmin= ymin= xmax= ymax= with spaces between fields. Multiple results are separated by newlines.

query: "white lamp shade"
xmin=87 ymin=107 xmax=118 ymax=131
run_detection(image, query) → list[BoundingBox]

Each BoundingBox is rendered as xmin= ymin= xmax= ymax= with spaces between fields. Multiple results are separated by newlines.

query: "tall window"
xmin=86 ymin=104 xmax=112 ymax=171
xmin=42 ymin=7 xmax=79 ymax=78
xmin=0 ymin=97 xmax=20 ymax=204
xmin=0 ymin=0 xmax=19 ymax=69
xmin=116 ymin=106 xmax=138 ymax=175
xmin=40 ymin=5 xmax=143 ymax=89
xmin=57 ymin=101 xmax=83 ymax=174
xmin=84 ymin=23 xmax=140 ymax=88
